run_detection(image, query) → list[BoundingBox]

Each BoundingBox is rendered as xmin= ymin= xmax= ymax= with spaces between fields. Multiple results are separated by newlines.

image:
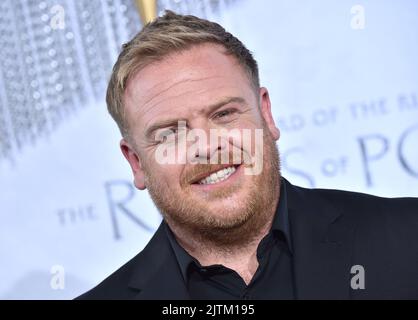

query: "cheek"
xmin=150 ymin=164 xmax=183 ymax=185
xmin=234 ymin=116 xmax=264 ymax=135
xmin=227 ymin=121 xmax=262 ymax=153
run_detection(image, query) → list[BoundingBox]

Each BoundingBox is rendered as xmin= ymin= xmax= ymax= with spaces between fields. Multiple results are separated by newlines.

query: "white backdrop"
xmin=0 ymin=0 xmax=417 ymax=299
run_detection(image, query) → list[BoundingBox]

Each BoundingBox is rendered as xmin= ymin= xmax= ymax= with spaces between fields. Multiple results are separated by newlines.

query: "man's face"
xmin=122 ymin=43 xmax=281 ymax=242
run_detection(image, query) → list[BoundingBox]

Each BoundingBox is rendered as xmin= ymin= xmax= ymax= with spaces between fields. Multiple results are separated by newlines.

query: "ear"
xmin=259 ymin=87 xmax=280 ymax=141
xmin=120 ymin=139 xmax=146 ymax=190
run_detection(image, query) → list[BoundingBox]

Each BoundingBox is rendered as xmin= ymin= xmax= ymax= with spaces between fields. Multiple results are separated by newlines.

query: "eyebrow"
xmin=144 ymin=96 xmax=247 ymax=140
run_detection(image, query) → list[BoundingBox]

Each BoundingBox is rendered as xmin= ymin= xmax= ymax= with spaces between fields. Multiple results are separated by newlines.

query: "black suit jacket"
xmin=78 ymin=178 xmax=418 ymax=299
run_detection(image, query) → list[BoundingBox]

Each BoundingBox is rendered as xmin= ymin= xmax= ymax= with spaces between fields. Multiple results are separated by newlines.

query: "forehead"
xmin=123 ymin=43 xmax=255 ymax=132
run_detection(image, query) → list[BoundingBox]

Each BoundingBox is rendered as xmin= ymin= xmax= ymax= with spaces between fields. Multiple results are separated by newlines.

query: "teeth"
xmin=216 ymin=170 xmax=225 ymax=179
xmin=198 ymin=166 xmax=236 ymax=185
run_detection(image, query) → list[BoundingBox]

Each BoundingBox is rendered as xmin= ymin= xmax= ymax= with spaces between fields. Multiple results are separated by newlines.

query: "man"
xmin=79 ymin=11 xmax=418 ymax=299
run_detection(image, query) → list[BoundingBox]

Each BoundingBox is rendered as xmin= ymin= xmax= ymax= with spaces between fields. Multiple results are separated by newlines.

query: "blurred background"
xmin=0 ymin=0 xmax=417 ymax=299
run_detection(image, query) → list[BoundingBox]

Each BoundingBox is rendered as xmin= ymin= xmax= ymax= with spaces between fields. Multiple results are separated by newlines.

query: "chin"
xmin=201 ymin=199 xmax=251 ymax=219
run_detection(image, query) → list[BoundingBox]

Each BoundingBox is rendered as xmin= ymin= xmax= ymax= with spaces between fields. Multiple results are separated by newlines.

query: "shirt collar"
xmin=272 ymin=177 xmax=293 ymax=252
xmin=164 ymin=177 xmax=293 ymax=283
xmin=164 ymin=223 xmax=198 ymax=283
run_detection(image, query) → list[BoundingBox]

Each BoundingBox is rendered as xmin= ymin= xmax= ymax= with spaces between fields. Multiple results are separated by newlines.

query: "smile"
xmin=198 ymin=166 xmax=237 ymax=185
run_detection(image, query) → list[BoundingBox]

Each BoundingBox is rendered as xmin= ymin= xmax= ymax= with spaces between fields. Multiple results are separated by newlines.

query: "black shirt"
xmin=164 ymin=178 xmax=295 ymax=299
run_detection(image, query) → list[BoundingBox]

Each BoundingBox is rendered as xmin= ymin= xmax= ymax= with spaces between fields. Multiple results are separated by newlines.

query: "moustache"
xmin=181 ymin=150 xmax=248 ymax=185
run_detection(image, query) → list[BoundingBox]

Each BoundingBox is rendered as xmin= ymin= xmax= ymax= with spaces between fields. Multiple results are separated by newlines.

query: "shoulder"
xmin=312 ymin=186 xmax=418 ymax=220
xmin=284 ymin=178 xmax=418 ymax=234
xmin=289 ymin=180 xmax=418 ymax=240
xmin=76 ymin=222 xmax=170 ymax=300
xmin=76 ymin=251 xmax=143 ymax=300
xmin=288 ymin=179 xmax=418 ymax=219
xmin=287 ymin=180 xmax=418 ymax=257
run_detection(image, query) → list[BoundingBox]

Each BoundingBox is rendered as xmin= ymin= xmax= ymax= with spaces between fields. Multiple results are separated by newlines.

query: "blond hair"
xmin=107 ymin=10 xmax=260 ymax=137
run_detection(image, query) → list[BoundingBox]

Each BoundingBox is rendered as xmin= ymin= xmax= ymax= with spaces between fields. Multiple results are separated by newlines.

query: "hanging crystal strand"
xmin=49 ymin=0 xmax=87 ymax=119
xmin=156 ymin=0 xmax=236 ymax=18
xmin=5 ymin=0 xmax=35 ymax=151
xmin=27 ymin=0 xmax=63 ymax=133
xmin=121 ymin=0 xmax=141 ymax=41
xmin=0 ymin=0 xmax=17 ymax=163
xmin=107 ymin=0 xmax=141 ymax=56
xmin=73 ymin=1 xmax=107 ymax=100
xmin=64 ymin=0 xmax=95 ymax=110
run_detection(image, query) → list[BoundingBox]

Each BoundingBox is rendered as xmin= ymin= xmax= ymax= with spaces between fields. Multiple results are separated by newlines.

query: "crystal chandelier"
xmin=0 ymin=0 xmax=235 ymax=164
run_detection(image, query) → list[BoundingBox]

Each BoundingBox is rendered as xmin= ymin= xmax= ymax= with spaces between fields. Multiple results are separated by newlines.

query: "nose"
xmin=186 ymin=123 xmax=230 ymax=165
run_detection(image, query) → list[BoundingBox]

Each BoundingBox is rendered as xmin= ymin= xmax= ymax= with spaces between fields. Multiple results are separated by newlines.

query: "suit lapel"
xmin=285 ymin=180 xmax=355 ymax=299
xmin=128 ymin=223 xmax=190 ymax=300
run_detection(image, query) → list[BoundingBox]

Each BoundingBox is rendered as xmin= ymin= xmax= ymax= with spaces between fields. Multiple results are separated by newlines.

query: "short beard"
xmin=144 ymin=127 xmax=281 ymax=249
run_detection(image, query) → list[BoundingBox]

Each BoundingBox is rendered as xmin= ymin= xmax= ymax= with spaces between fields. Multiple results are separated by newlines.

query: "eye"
xmin=156 ymin=128 xmax=177 ymax=143
xmin=214 ymin=108 xmax=235 ymax=119
xmin=155 ymin=125 xmax=189 ymax=144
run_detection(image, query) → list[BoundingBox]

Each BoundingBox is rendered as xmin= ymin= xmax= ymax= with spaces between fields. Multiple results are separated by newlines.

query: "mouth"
xmin=190 ymin=164 xmax=241 ymax=186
